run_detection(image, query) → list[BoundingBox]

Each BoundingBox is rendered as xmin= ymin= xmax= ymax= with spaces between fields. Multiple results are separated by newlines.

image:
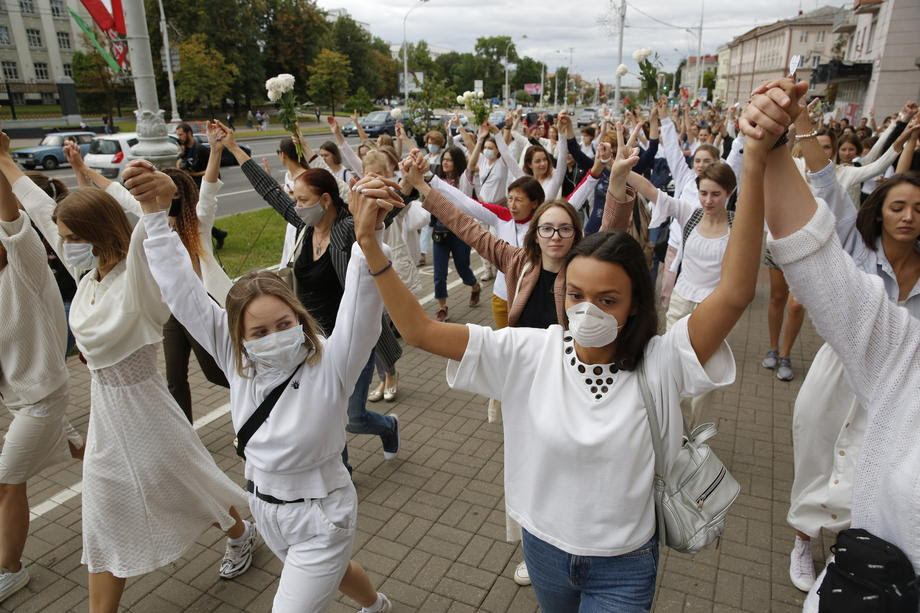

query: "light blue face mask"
xmin=427 ymin=143 xmax=441 ymax=154
xmin=62 ymin=242 xmax=98 ymax=271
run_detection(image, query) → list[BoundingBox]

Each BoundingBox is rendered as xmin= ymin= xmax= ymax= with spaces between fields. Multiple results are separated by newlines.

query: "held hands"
xmin=398 ymin=149 xmax=429 ymax=190
xmin=123 ymin=160 xmax=176 ymax=213
xmin=795 ymin=98 xmax=820 ymax=132
xmin=350 ymin=174 xmax=405 ymax=241
xmin=213 ymin=120 xmax=238 ymax=150
xmin=740 ymin=78 xmax=809 ymax=155
xmin=205 ymin=120 xmax=225 ymax=152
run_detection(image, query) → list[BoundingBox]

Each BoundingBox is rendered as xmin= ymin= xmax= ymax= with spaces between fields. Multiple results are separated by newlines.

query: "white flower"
xmin=463 ymin=91 xmax=474 ymax=102
xmin=265 ymin=76 xmax=280 ymax=92
xmin=476 ymin=91 xmax=484 ymax=99
xmin=267 ymin=88 xmax=282 ymax=102
xmin=632 ymin=48 xmax=652 ymax=63
xmin=456 ymin=95 xmax=465 ymax=105
xmin=276 ymin=73 xmax=295 ymax=92
xmin=390 ymin=107 xmax=402 ymax=120
xmin=616 ymin=64 xmax=628 ymax=78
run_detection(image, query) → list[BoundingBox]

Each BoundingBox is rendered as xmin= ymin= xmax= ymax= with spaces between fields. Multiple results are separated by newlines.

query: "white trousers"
xmin=249 ymin=483 xmax=357 ymax=612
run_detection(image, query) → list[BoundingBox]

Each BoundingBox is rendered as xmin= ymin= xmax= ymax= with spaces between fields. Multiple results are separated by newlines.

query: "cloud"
xmin=317 ymin=0 xmax=818 ymax=85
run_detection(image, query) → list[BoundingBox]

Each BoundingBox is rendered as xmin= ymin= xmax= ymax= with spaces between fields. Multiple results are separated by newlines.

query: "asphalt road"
xmin=35 ymin=133 xmax=363 ymax=219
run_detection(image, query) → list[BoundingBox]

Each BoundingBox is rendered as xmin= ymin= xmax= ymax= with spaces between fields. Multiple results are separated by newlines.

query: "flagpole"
xmin=121 ymin=0 xmax=178 ymax=165
xmin=157 ymin=0 xmax=181 ymax=123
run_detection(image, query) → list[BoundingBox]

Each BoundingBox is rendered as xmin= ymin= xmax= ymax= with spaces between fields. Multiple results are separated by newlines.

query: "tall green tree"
xmin=71 ymin=49 xmax=119 ymax=116
xmin=474 ymin=36 xmax=516 ymax=98
xmin=510 ymin=56 xmax=544 ymax=93
xmin=175 ymin=34 xmax=239 ymax=112
xmin=262 ymin=0 xmax=328 ymax=94
xmin=307 ymin=49 xmax=352 ymax=116
xmin=406 ymin=76 xmax=455 ymax=139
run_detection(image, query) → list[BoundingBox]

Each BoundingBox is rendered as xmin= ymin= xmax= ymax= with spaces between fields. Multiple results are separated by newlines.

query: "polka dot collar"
xmin=562 ymin=335 xmax=620 ymax=401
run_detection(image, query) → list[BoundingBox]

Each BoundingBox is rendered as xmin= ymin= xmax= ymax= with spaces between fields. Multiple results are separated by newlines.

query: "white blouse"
xmin=651 ymin=191 xmax=729 ymax=304
xmin=447 ymin=318 xmax=735 ymax=556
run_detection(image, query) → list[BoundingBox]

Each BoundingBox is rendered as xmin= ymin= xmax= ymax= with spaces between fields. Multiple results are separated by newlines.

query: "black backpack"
xmin=818 ymin=528 xmax=919 ymax=613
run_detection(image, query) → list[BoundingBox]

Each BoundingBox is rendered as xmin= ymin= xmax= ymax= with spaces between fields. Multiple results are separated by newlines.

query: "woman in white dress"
xmin=47 ymin=171 xmax=254 ymax=611
xmin=130 ymin=160 xmax=395 ymax=612
xmin=784 ymin=110 xmax=920 ymax=593
xmin=346 ymin=88 xmax=787 ymax=609
xmin=0 ymin=166 xmax=82 ymax=603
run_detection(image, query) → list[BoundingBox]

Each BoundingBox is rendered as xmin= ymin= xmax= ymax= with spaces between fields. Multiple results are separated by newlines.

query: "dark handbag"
xmin=234 ymin=365 xmax=302 ymax=459
xmin=818 ymin=528 xmax=919 ymax=613
xmin=432 ymin=229 xmax=451 ymax=244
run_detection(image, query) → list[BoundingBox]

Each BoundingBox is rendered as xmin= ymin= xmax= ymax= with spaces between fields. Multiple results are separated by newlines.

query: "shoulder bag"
xmin=235 ymin=365 xmax=302 ymax=459
xmin=276 ymin=227 xmax=308 ymax=294
xmin=637 ymin=362 xmax=740 ymax=553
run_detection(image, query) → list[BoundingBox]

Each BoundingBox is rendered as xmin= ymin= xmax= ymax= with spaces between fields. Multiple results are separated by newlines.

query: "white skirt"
xmin=81 ymin=344 xmax=247 ymax=577
xmin=787 ymin=343 xmax=866 ymax=537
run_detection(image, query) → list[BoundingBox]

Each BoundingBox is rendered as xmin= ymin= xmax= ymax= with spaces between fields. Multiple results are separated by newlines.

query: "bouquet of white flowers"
xmin=265 ymin=73 xmax=303 ymax=160
xmin=456 ymin=90 xmax=488 ymax=125
xmin=632 ymin=48 xmax=660 ymax=103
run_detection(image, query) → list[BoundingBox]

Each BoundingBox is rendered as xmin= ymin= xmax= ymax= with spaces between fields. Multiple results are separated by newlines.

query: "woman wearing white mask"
xmin=224 ymin=128 xmax=402 ymax=465
xmin=130 ymin=162 xmax=396 ymax=613
xmin=468 ymin=123 xmax=508 ymax=206
xmin=347 ymin=86 xmax=783 ymax=610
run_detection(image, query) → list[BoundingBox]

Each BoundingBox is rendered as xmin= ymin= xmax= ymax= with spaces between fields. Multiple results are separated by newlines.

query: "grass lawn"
xmin=211 ymin=207 xmax=288 ymax=278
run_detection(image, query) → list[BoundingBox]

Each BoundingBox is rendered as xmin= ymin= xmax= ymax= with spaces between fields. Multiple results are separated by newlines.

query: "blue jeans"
xmin=345 ymin=353 xmax=397 ymax=441
xmin=433 ymin=234 xmax=478 ymax=300
xmin=62 ymin=301 xmax=76 ymax=356
xmin=522 ymin=529 xmax=659 ymax=613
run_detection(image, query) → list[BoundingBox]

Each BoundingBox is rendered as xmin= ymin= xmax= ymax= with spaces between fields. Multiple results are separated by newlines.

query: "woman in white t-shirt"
xmin=347 ymin=96 xmax=778 ymax=609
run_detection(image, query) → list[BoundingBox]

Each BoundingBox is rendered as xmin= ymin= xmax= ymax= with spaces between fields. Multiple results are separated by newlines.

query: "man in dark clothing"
xmin=175 ymin=122 xmax=229 ymax=248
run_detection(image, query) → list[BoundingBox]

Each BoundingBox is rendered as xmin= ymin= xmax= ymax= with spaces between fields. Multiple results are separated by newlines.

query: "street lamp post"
xmin=157 ymin=0 xmax=180 ymax=123
xmin=403 ymin=0 xmax=429 ymax=107
xmin=502 ymin=35 xmax=526 ymax=109
xmin=122 ymin=0 xmax=177 ymax=165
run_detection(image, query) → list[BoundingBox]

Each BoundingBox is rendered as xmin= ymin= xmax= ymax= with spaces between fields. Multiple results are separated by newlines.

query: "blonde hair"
xmin=52 ymin=187 xmax=132 ymax=271
xmin=224 ymin=271 xmax=324 ymax=376
xmin=362 ymin=148 xmax=398 ymax=176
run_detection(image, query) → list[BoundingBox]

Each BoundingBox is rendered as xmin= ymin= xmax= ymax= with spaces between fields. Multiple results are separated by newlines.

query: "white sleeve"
xmin=143 ymin=211 xmax=234 ymax=373
xmin=660 ymin=118 xmax=695 ymax=194
xmin=769 ymin=202 xmax=917 ymax=411
xmin=104 ymin=181 xmax=144 ymax=219
xmin=858 ymin=121 xmax=897 ymax=165
xmin=340 ymin=142 xmax=364 ymax=177
xmin=196 ymin=178 xmax=222 ymax=233
xmin=124 ymin=215 xmax=171 ymax=328
xmin=566 ymin=173 xmax=599 ymax=211
xmin=541 ymin=136 xmax=569 ymax=201
xmin=807 ymin=162 xmax=866 ymax=259
xmin=403 ymin=200 xmax=431 ymax=231
xmin=325 ymin=242 xmax=386 ymax=392
xmin=725 ymin=136 xmax=744 ymax=192
xmin=649 ymin=190 xmax=696 ymax=229
xmin=11 ymin=175 xmax=76 ymax=279
xmin=510 ymin=130 xmax=531 ymax=162
xmin=495 ymin=133 xmax=525 ymax=181
xmin=429 ymin=175 xmax=501 ymax=226
xmin=838 ymin=146 xmax=900 ymax=189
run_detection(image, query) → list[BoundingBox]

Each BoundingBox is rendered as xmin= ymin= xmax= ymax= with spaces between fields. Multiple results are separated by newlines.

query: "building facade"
xmin=713 ymin=46 xmax=731 ymax=104
xmin=813 ymin=0 xmax=920 ymax=120
xmin=0 ymin=0 xmax=93 ymax=106
xmin=722 ymin=6 xmax=844 ymax=106
xmin=679 ymin=54 xmax=718 ymax=95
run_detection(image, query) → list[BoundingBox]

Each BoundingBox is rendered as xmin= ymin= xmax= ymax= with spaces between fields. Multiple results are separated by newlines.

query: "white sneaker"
xmin=513 ymin=560 xmax=531 ymax=586
xmin=358 ymin=592 xmax=391 ymax=612
xmin=0 ymin=566 xmax=30 ymax=602
xmin=220 ymin=522 xmax=259 ymax=579
xmin=789 ymin=535 xmax=816 ymax=592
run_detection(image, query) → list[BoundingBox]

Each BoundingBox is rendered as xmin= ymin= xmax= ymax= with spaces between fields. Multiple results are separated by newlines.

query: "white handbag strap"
xmin=637 ymin=361 xmax=668 ymax=544
xmin=286 ymin=226 xmax=309 ymax=267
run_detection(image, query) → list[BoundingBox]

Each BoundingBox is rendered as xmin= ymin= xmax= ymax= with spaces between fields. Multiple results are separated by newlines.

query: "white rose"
xmin=456 ymin=95 xmax=465 ymax=105
xmin=632 ymin=49 xmax=643 ymax=61
xmin=616 ymin=64 xmax=628 ymax=78
xmin=277 ymin=73 xmax=295 ymax=92
xmin=267 ymin=88 xmax=282 ymax=102
xmin=463 ymin=91 xmax=474 ymax=102
xmin=265 ymin=76 xmax=279 ymax=92
xmin=476 ymin=91 xmax=484 ymax=99
xmin=390 ymin=107 xmax=402 ymax=120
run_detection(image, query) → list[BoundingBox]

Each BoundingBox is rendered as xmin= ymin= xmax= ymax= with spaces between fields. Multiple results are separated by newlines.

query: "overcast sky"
xmin=316 ymin=0 xmax=837 ymax=86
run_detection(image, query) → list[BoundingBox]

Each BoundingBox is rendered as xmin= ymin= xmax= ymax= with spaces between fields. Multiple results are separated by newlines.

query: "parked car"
xmin=14 ymin=131 xmax=95 ymax=170
xmin=488 ymin=110 xmax=507 ymax=129
xmin=577 ymin=108 xmax=598 ymax=127
xmin=340 ymin=120 xmax=359 ymax=137
xmin=361 ymin=110 xmax=397 ymax=137
xmin=84 ymin=133 xmax=140 ymax=179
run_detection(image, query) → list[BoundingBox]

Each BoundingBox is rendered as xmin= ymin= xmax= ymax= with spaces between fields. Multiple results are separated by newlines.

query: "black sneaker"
xmin=381 ymin=414 xmax=399 ymax=460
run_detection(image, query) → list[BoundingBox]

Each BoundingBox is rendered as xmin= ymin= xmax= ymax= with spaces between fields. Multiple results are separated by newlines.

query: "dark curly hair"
xmin=162 ymin=168 xmax=205 ymax=270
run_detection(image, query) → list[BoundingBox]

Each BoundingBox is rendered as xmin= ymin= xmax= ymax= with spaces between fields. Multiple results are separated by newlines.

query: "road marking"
xmin=30 ymin=265 xmax=487 ymax=519
xmin=215 ymin=188 xmax=257 ymax=199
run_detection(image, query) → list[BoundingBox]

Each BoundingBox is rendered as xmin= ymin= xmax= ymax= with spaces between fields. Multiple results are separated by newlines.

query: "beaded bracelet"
xmin=794 ymin=130 xmax=818 ymax=140
xmin=369 ymin=260 xmax=393 ymax=277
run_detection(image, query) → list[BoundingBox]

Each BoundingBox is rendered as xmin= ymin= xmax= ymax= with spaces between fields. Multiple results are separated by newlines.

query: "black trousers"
xmin=163 ymin=314 xmax=229 ymax=423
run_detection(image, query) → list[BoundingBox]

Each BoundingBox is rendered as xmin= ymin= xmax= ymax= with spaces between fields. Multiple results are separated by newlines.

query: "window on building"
xmin=41 ymin=92 xmax=55 ymax=104
xmin=817 ymin=31 xmax=825 ymax=43
xmin=2 ymin=60 xmax=18 ymax=80
xmin=50 ymin=0 xmax=65 ymax=17
xmin=867 ymin=21 xmax=876 ymax=53
xmin=812 ymin=55 xmax=820 ymax=68
xmin=19 ymin=0 xmax=35 ymax=14
xmin=57 ymin=31 xmax=70 ymax=49
xmin=0 ymin=26 xmax=9 ymax=46
xmin=11 ymin=92 xmax=24 ymax=105
xmin=800 ymin=30 xmax=809 ymax=43
xmin=34 ymin=62 xmax=48 ymax=80
xmin=63 ymin=62 xmax=72 ymax=77
xmin=26 ymin=28 xmax=42 ymax=48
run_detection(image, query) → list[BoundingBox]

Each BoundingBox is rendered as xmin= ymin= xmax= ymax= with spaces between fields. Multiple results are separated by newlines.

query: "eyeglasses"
xmin=537 ymin=225 xmax=576 ymax=239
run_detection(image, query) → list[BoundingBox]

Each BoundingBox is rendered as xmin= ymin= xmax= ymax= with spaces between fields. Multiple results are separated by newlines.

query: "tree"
xmin=702 ymin=70 xmax=716 ymax=98
xmin=474 ymin=36 xmax=516 ymax=97
xmin=406 ymin=76 xmax=454 ymax=141
xmin=262 ymin=0 xmax=328 ymax=95
xmin=345 ymin=86 xmax=374 ymax=114
xmin=71 ymin=49 xmax=119 ymax=116
xmin=510 ymin=56 xmax=544 ymax=93
xmin=175 ymin=34 xmax=239 ymax=112
xmin=307 ymin=49 xmax=351 ymax=116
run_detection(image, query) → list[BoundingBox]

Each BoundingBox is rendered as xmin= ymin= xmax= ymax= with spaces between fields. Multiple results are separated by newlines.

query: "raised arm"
xmin=601 ymin=125 xmax=641 ymax=233
xmin=428 ymin=174 xmax=502 ymax=227
xmin=541 ymin=123 xmax=571 ymax=200
xmin=495 ymin=127 xmax=525 ymax=180
xmin=63 ymin=140 xmax=113 ymax=189
xmin=659 ymin=116 xmax=696 ymax=192
xmin=467 ymin=123 xmax=489 ymax=173
xmin=687 ymin=79 xmax=808 ymax=365
xmin=895 ymin=118 xmax=919 ymax=174
xmin=352 ymin=176 xmax=469 ymax=361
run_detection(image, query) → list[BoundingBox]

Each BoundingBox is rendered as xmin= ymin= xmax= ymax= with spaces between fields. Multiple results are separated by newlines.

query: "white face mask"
xmin=63 ymin=242 xmax=98 ymax=271
xmin=566 ymin=302 xmax=624 ymax=348
xmin=482 ymin=148 xmax=496 ymax=161
xmin=295 ymin=202 xmax=325 ymax=227
xmin=243 ymin=325 xmax=311 ymax=371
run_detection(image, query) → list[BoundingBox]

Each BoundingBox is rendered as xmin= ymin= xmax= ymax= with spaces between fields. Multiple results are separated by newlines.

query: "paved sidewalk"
xmin=1 ymin=259 xmax=824 ymax=612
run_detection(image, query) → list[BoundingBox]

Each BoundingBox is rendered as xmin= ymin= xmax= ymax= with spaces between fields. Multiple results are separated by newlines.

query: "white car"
xmin=84 ymin=132 xmax=140 ymax=179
